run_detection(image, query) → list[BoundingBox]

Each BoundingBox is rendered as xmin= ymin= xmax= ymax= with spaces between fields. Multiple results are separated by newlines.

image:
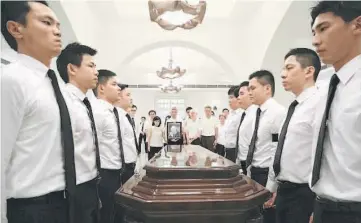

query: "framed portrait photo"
xmin=166 ymin=122 xmax=183 ymax=145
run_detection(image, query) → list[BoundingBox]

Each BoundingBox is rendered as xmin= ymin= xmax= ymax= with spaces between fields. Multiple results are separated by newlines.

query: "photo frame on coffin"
xmin=166 ymin=122 xmax=183 ymax=152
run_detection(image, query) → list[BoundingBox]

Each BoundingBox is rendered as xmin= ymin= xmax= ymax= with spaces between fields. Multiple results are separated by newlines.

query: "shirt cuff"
xmin=266 ymin=179 xmax=278 ymax=193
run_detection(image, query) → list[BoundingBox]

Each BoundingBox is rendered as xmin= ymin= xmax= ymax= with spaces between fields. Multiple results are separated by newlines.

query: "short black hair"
xmin=311 ymin=1 xmax=361 ymax=26
xmin=222 ymin=108 xmax=229 ymax=112
xmin=239 ymin=81 xmax=249 ymax=88
xmin=118 ymin=83 xmax=128 ymax=91
xmin=93 ymin=69 xmax=117 ymax=96
xmin=1 ymin=1 xmax=49 ymax=51
xmin=249 ymin=70 xmax=275 ymax=96
xmin=285 ymin=48 xmax=321 ymax=81
xmin=228 ymin=86 xmax=237 ymax=96
xmin=186 ymin=107 xmax=193 ymax=112
xmin=233 ymin=85 xmax=240 ymax=98
xmin=132 ymin=105 xmax=137 ymax=109
xmin=148 ymin=110 xmax=156 ymax=115
xmin=56 ymin=42 xmax=97 ymax=83
xmin=152 ymin=116 xmax=162 ymax=127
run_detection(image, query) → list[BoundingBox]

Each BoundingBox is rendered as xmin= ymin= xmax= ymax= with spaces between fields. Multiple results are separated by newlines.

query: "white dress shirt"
xmin=185 ymin=119 xmax=201 ymax=139
xmin=224 ymin=109 xmax=242 ymax=148
xmin=266 ymin=87 xmax=320 ymax=193
xmin=310 ymin=55 xmax=361 ymax=202
xmin=251 ymin=98 xmax=286 ymax=168
xmin=238 ymin=105 xmax=258 ymax=161
xmin=149 ymin=126 xmax=164 ymax=147
xmin=217 ymin=123 xmax=226 ymax=146
xmin=92 ymin=99 xmax=122 ymax=170
xmin=63 ymin=84 xmax=97 ymax=184
xmin=1 ymin=54 xmax=65 ymax=223
xmin=117 ymin=108 xmax=138 ymax=163
xmin=200 ymin=116 xmax=218 ymax=136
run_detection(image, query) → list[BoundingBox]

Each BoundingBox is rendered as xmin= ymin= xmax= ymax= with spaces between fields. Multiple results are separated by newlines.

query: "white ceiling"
xmin=2 ymin=0 xmax=321 ymax=86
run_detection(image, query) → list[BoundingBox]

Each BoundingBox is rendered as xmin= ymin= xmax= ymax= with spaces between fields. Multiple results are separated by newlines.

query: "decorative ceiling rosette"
xmin=148 ymin=0 xmax=207 ymax=30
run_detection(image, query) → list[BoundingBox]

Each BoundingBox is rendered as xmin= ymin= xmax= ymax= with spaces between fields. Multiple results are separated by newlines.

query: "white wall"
xmin=130 ymin=88 xmax=229 ymax=120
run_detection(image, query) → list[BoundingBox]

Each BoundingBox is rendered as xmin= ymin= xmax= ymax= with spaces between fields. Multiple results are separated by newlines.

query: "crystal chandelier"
xmin=160 ymin=80 xmax=182 ymax=93
xmin=148 ymin=0 xmax=207 ymax=30
xmin=156 ymin=48 xmax=186 ymax=79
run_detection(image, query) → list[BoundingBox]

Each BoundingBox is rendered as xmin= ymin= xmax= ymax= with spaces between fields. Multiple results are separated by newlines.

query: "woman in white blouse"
xmin=215 ymin=114 xmax=226 ymax=156
xmin=147 ymin=116 xmax=165 ymax=160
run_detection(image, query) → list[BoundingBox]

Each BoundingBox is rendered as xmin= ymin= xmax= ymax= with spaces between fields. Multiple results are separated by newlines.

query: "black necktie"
xmin=311 ymin=74 xmax=340 ymax=186
xmin=141 ymin=122 xmax=144 ymax=132
xmin=131 ymin=117 xmax=135 ymax=128
xmin=113 ymin=108 xmax=126 ymax=168
xmin=246 ymin=108 xmax=262 ymax=168
xmin=47 ymin=70 xmax=76 ymax=223
xmin=126 ymin=113 xmax=140 ymax=154
xmin=82 ymin=97 xmax=101 ymax=174
xmin=273 ymin=100 xmax=299 ymax=176
xmin=235 ymin=112 xmax=246 ymax=157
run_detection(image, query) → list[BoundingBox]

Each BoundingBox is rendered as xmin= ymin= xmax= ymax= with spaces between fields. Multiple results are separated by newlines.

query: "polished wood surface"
xmin=115 ymin=145 xmax=270 ymax=223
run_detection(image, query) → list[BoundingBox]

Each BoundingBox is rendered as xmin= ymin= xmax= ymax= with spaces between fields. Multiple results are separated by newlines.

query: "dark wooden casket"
xmin=115 ymin=145 xmax=270 ymax=223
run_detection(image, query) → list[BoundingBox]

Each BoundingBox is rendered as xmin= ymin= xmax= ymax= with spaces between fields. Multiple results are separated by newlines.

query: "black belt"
xmin=7 ymin=190 xmax=66 ymax=206
xmin=124 ymin=162 xmax=136 ymax=169
xmin=250 ymin=166 xmax=269 ymax=174
xmin=278 ymin=180 xmax=309 ymax=189
xmin=316 ymin=196 xmax=361 ymax=212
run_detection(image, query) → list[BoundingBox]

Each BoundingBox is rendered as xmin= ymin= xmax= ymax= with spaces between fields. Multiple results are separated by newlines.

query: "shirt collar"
xmin=98 ymin=99 xmax=114 ymax=110
xmin=17 ymin=53 xmax=49 ymax=78
xmin=296 ymin=86 xmax=317 ymax=104
xmin=66 ymin=83 xmax=86 ymax=101
xmin=117 ymin=107 xmax=127 ymax=116
xmin=260 ymin=98 xmax=275 ymax=112
xmin=245 ymin=104 xmax=258 ymax=114
xmin=336 ymin=54 xmax=361 ymax=85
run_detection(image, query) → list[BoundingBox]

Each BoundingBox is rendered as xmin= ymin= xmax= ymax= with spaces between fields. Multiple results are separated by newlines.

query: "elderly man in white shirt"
xmin=200 ymin=105 xmax=218 ymax=151
xmin=223 ymin=85 xmax=243 ymax=162
xmin=309 ymin=2 xmax=361 ymax=223
xmin=185 ymin=109 xmax=201 ymax=145
xmin=265 ymin=48 xmax=322 ymax=223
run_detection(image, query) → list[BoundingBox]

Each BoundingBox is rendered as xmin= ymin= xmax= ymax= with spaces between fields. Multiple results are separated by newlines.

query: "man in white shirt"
xmin=248 ymin=70 xmax=286 ymax=223
xmin=309 ymin=2 xmax=361 ymax=223
xmin=237 ymin=81 xmax=258 ymax=175
xmin=224 ymin=85 xmax=242 ymax=162
xmin=114 ymin=84 xmax=138 ymax=185
xmin=200 ymin=105 xmax=218 ymax=151
xmin=222 ymin=108 xmax=230 ymax=119
xmin=56 ymin=42 xmax=100 ymax=223
xmin=138 ymin=116 xmax=147 ymax=150
xmin=1 ymin=2 xmax=68 ymax=223
xmin=185 ymin=110 xmax=201 ymax=145
xmin=264 ymin=48 xmax=321 ymax=223
xmin=92 ymin=69 xmax=123 ymax=223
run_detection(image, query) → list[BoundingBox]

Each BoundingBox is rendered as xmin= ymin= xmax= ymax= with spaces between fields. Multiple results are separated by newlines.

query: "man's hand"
xmin=264 ymin=192 xmax=276 ymax=209
xmin=309 ymin=213 xmax=313 ymax=223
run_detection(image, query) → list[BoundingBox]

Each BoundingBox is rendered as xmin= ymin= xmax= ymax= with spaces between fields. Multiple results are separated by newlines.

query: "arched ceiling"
xmin=56 ymin=0 xmax=298 ymax=85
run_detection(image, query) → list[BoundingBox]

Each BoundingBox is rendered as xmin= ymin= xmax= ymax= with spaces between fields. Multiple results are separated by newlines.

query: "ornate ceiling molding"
xmin=148 ymin=0 xmax=207 ymax=30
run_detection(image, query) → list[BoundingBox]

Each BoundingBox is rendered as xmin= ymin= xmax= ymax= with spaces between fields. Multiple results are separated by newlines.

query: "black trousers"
xmin=215 ymin=143 xmax=225 ymax=156
xmin=250 ymin=167 xmax=276 ymax=223
xmin=240 ymin=160 xmax=247 ymax=175
xmin=99 ymin=168 xmax=122 ymax=223
xmin=200 ymin=135 xmax=215 ymax=152
xmin=275 ymin=182 xmax=315 ymax=223
xmin=138 ymin=133 xmax=146 ymax=149
xmin=148 ymin=146 xmax=162 ymax=160
xmin=7 ymin=178 xmax=99 ymax=223
xmin=190 ymin=138 xmax=201 ymax=146
xmin=225 ymin=147 xmax=236 ymax=162
xmin=314 ymin=197 xmax=361 ymax=223
xmin=121 ymin=163 xmax=135 ymax=185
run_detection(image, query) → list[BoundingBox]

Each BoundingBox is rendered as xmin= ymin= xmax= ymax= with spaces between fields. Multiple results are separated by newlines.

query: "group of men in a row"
xmin=2 ymin=1 xmax=141 ymax=223
xmin=1 ymin=1 xmax=361 ymax=223
xmin=216 ymin=2 xmax=361 ymax=223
